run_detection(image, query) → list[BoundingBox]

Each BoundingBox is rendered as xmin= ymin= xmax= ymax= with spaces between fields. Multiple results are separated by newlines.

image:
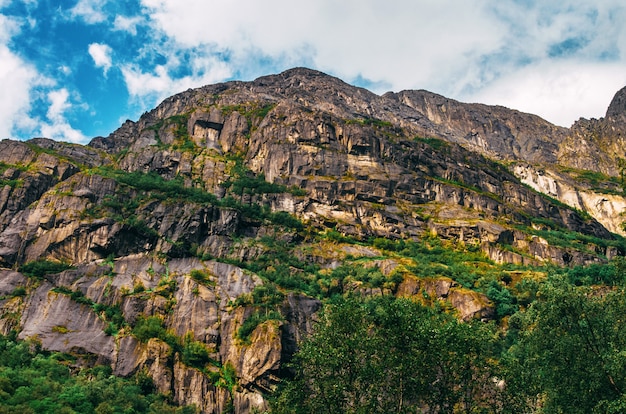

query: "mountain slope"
xmin=0 ymin=68 xmax=625 ymax=412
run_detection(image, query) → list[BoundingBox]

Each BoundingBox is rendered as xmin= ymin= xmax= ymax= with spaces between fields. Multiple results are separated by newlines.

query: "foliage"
xmin=346 ymin=117 xmax=394 ymax=129
xmin=180 ymin=334 xmax=212 ymax=369
xmin=223 ymin=155 xmax=305 ymax=198
xmin=0 ymin=178 xmax=22 ymax=188
xmin=486 ymin=280 xmax=518 ymax=319
xmin=220 ymin=102 xmax=276 ymax=131
xmin=0 ymin=333 xmax=195 ymax=413
xmin=236 ymin=310 xmax=283 ymax=344
xmin=271 ymin=296 xmax=498 ymax=413
xmin=501 ymin=276 xmax=626 ymax=413
xmin=413 ymin=135 xmax=450 ymax=151
xmin=132 ymin=316 xmax=177 ymax=348
xmin=523 ymin=226 xmax=626 ymax=256
xmin=51 ymin=287 xmax=127 ymax=336
xmin=19 ymin=260 xmax=73 ymax=279
xmin=189 ymin=269 xmax=213 ymax=285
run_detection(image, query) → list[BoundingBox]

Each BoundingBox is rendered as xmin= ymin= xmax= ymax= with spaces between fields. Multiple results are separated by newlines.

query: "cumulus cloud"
xmin=39 ymin=88 xmax=86 ymax=143
xmin=113 ymin=15 xmax=143 ymax=35
xmin=88 ymin=43 xmax=113 ymax=75
xmin=121 ymin=57 xmax=232 ymax=105
xmin=69 ymin=0 xmax=108 ymax=24
xmin=140 ymin=0 xmax=505 ymax=91
xmin=137 ymin=0 xmax=626 ymax=126
xmin=471 ymin=60 xmax=626 ymax=127
xmin=0 ymin=14 xmax=41 ymax=139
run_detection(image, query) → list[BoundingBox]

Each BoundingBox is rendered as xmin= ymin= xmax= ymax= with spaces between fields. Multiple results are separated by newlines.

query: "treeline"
xmin=271 ymin=263 xmax=626 ymax=414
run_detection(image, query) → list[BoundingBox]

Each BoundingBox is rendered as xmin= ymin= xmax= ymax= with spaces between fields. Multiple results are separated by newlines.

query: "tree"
xmin=502 ymin=276 xmax=626 ymax=413
xmin=271 ymin=296 xmax=499 ymax=414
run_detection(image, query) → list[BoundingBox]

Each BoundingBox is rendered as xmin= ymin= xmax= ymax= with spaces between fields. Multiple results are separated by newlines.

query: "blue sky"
xmin=1 ymin=0 xmax=626 ymax=144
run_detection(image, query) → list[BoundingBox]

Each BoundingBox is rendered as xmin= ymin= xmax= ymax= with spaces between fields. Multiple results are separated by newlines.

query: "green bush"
xmin=180 ymin=334 xmax=212 ymax=369
xmin=237 ymin=310 xmax=283 ymax=343
xmin=20 ymin=260 xmax=73 ymax=279
xmin=0 ymin=334 xmax=194 ymax=413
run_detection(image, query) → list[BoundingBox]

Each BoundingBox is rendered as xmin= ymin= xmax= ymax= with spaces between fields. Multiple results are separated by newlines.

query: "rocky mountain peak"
xmin=606 ymin=85 xmax=626 ymax=120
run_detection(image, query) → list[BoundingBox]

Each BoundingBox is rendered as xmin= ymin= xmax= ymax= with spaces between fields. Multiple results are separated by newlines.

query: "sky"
xmin=1 ymin=0 xmax=626 ymax=144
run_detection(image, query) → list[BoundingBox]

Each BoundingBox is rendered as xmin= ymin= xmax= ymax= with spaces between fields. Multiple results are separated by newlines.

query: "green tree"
xmin=272 ymin=296 xmax=499 ymax=414
xmin=502 ymin=276 xmax=626 ymax=413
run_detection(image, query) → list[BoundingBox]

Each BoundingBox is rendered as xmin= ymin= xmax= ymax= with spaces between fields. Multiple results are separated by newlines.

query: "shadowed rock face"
xmin=1 ymin=68 xmax=626 ymax=412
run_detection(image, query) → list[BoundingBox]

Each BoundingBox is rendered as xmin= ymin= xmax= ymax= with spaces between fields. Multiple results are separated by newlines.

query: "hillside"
xmin=1 ymin=68 xmax=626 ymax=412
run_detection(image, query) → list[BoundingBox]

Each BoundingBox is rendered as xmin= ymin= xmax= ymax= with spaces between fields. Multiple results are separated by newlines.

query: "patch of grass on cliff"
xmin=133 ymin=316 xmax=179 ymax=349
xmin=229 ymin=237 xmax=319 ymax=295
xmin=521 ymin=226 xmax=626 ymax=257
xmin=224 ymin=154 xmax=305 ymax=197
xmin=434 ymin=176 xmax=503 ymax=202
xmin=559 ymin=166 xmax=624 ymax=195
xmin=413 ymin=136 xmax=450 ymax=151
xmin=0 ymin=178 xmax=22 ymax=188
xmin=20 ymin=260 xmax=73 ymax=279
xmin=236 ymin=310 xmax=283 ymax=344
xmin=133 ymin=317 xmax=220 ymax=372
xmin=220 ymin=102 xmax=276 ymax=132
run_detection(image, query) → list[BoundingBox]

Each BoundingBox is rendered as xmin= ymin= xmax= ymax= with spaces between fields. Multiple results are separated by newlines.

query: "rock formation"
xmin=0 ymin=67 xmax=625 ymax=412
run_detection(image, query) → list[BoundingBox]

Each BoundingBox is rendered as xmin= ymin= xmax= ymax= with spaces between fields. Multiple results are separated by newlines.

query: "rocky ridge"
xmin=0 ymin=68 xmax=625 ymax=412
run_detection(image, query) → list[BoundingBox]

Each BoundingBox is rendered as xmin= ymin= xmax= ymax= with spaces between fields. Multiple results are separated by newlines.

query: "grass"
xmin=413 ymin=136 xmax=450 ymax=151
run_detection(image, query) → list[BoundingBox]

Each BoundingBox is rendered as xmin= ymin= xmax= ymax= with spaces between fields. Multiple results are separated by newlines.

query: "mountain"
xmin=0 ymin=67 xmax=625 ymax=412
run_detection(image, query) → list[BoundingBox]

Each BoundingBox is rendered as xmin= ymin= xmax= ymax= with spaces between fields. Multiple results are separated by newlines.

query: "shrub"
xmin=236 ymin=310 xmax=282 ymax=343
xmin=180 ymin=334 xmax=212 ymax=369
xmin=20 ymin=260 xmax=73 ymax=279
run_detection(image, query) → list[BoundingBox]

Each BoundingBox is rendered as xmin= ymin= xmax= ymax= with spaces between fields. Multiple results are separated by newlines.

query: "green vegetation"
xmin=519 ymin=225 xmax=626 ymax=257
xmin=346 ymin=117 xmax=394 ymax=129
xmin=0 ymin=178 xmax=22 ymax=188
xmin=502 ymin=273 xmax=626 ymax=413
xmin=84 ymin=166 xmax=305 ymax=243
xmin=272 ymin=296 xmax=497 ymax=413
xmin=236 ymin=310 xmax=283 ymax=344
xmin=224 ymin=155 xmax=306 ymax=198
xmin=51 ymin=287 xmax=127 ymax=336
xmin=0 ymin=333 xmax=195 ymax=413
xmin=19 ymin=260 xmax=73 ymax=279
xmin=271 ymin=262 xmax=626 ymax=413
xmin=220 ymin=102 xmax=276 ymax=131
xmin=559 ymin=164 xmax=625 ymax=195
xmin=413 ymin=135 xmax=450 ymax=151
xmin=133 ymin=316 xmax=179 ymax=349
xmin=131 ymin=316 xmax=237 ymax=389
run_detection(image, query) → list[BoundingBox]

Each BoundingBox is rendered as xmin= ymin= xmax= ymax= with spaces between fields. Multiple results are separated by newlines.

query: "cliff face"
xmin=1 ymin=67 xmax=625 ymax=412
xmin=557 ymin=87 xmax=626 ymax=175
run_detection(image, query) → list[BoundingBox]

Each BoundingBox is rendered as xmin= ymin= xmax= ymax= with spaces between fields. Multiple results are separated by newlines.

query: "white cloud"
xmin=0 ymin=45 xmax=39 ymax=139
xmin=112 ymin=15 xmax=143 ymax=35
xmin=88 ymin=43 xmax=112 ymax=75
xmin=69 ymin=0 xmax=107 ymax=24
xmin=121 ymin=57 xmax=232 ymax=104
xmin=58 ymin=65 xmax=72 ymax=75
xmin=0 ymin=14 xmax=42 ymax=139
xmin=140 ymin=0 xmax=506 ymax=92
xmin=39 ymin=88 xmax=86 ymax=143
xmin=137 ymin=0 xmax=626 ymax=126
xmin=469 ymin=60 xmax=626 ymax=127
